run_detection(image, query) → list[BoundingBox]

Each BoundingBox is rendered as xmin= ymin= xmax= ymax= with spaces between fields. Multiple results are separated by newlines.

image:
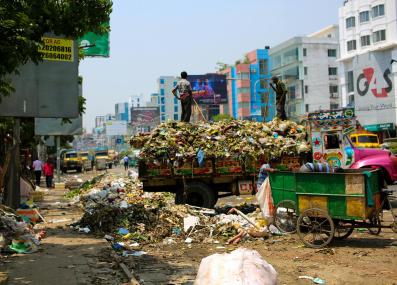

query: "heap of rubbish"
xmin=73 ymin=173 xmax=280 ymax=250
xmin=130 ymin=119 xmax=310 ymax=161
xmin=0 ymin=205 xmax=45 ymax=254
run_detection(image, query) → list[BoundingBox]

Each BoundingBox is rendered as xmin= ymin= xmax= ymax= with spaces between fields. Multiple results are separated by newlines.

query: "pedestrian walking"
xmin=32 ymin=158 xmax=43 ymax=186
xmin=123 ymin=155 xmax=129 ymax=171
xmin=270 ymin=76 xmax=288 ymax=120
xmin=43 ymin=159 xmax=54 ymax=188
xmin=172 ymin=71 xmax=193 ymax=123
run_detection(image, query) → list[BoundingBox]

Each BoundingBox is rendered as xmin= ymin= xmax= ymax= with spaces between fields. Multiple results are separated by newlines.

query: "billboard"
xmin=78 ymin=22 xmax=110 ymax=57
xmin=353 ymin=50 xmax=395 ymax=126
xmin=0 ymin=35 xmax=79 ymax=118
xmin=131 ymin=107 xmax=160 ymax=125
xmin=105 ymin=120 xmax=128 ymax=136
xmin=188 ymin=74 xmax=227 ymax=105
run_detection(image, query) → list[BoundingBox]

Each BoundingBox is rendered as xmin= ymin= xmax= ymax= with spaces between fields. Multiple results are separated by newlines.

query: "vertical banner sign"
xmin=39 ymin=37 xmax=74 ymax=62
xmin=79 ymin=22 xmax=110 ymax=57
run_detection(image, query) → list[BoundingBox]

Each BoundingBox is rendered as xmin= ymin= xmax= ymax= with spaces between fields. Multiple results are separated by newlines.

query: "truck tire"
xmin=184 ymin=182 xmax=217 ymax=209
xmin=109 ymin=163 xmax=113 ymax=169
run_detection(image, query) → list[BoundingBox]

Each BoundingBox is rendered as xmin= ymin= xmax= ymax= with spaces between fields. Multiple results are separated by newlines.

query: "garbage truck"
xmin=134 ymin=108 xmax=397 ymax=209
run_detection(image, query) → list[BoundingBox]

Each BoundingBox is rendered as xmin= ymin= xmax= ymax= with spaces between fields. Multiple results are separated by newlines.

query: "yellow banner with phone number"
xmin=38 ymin=37 xmax=74 ymax=62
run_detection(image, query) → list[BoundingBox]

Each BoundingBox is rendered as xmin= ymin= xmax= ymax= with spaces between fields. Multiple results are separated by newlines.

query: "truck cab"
xmin=61 ymin=150 xmax=83 ymax=173
xmin=95 ymin=151 xmax=109 ymax=170
xmin=308 ymin=108 xmax=397 ymax=184
xmin=350 ymin=133 xmax=380 ymax=149
xmin=78 ymin=151 xmax=92 ymax=171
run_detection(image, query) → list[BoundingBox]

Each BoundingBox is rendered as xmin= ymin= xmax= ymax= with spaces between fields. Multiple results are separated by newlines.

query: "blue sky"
xmin=80 ymin=0 xmax=343 ymax=131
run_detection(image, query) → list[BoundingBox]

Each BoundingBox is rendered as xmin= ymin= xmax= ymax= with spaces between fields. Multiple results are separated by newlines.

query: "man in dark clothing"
xmin=270 ymin=76 xmax=288 ymax=120
xmin=172 ymin=71 xmax=193 ymax=123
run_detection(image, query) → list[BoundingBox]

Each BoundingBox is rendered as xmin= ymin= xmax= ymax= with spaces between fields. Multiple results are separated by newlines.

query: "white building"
xmin=270 ymin=25 xmax=340 ymax=121
xmin=339 ymin=0 xmax=397 ymax=135
xmin=158 ymin=76 xmax=181 ymax=122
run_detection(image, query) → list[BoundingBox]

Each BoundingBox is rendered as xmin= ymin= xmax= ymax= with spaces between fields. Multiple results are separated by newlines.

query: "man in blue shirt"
xmin=257 ymin=159 xmax=278 ymax=190
xmin=123 ymin=155 xmax=129 ymax=171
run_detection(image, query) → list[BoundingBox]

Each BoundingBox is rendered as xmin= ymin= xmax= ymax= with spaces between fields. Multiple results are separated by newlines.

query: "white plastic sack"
xmin=255 ymin=177 xmax=274 ymax=219
xmin=194 ymin=248 xmax=277 ymax=285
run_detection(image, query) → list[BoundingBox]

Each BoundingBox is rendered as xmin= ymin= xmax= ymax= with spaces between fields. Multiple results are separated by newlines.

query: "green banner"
xmin=79 ymin=23 xmax=110 ymax=57
xmin=364 ymin=123 xmax=394 ymax=132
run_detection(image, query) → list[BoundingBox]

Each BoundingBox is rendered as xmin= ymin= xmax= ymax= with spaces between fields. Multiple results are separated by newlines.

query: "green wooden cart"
xmin=269 ymin=169 xmax=397 ymax=248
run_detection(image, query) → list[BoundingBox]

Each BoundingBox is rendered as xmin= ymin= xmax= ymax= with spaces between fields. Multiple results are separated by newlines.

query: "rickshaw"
xmin=269 ymin=108 xmax=397 ymax=248
xmin=270 ymin=169 xmax=397 ymax=248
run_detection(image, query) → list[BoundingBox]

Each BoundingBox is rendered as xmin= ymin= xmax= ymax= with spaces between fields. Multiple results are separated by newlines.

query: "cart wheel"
xmin=333 ymin=221 xmax=354 ymax=240
xmin=297 ymin=208 xmax=335 ymax=248
xmin=391 ymin=222 xmax=397 ymax=234
xmin=273 ymin=200 xmax=297 ymax=234
xmin=368 ymin=213 xmax=382 ymax=235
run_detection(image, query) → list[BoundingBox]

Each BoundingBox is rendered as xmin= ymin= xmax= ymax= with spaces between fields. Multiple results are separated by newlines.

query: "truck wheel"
xmin=185 ymin=182 xmax=217 ymax=209
xmin=109 ymin=163 xmax=113 ymax=169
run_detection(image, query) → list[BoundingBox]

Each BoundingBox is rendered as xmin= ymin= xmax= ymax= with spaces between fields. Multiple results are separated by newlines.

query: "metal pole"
xmin=13 ymin=118 xmax=21 ymax=208
xmin=56 ymin=135 xmax=61 ymax=183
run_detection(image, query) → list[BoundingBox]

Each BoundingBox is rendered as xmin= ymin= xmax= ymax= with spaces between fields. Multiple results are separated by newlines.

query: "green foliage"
xmin=215 ymin=62 xmax=229 ymax=72
xmin=212 ymin=114 xmax=234 ymax=122
xmin=0 ymin=0 xmax=112 ymax=100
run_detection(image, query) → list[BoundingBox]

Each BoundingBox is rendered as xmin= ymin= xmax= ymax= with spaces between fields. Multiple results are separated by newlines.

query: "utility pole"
xmin=56 ymin=136 xmax=61 ymax=183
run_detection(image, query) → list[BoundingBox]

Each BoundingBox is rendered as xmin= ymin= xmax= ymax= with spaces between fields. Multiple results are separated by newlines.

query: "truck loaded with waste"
xmin=130 ymin=120 xmax=310 ymax=208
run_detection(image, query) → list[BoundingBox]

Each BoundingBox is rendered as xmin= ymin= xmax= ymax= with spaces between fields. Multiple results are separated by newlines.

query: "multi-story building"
xmin=270 ymin=25 xmax=340 ymax=121
xmin=115 ymin=102 xmax=129 ymax=122
xmin=220 ymin=48 xmax=273 ymax=121
xmin=339 ymin=0 xmax=397 ymax=136
xmin=95 ymin=115 xmax=105 ymax=128
xmin=146 ymin=93 xmax=159 ymax=108
xmin=158 ymin=76 xmax=181 ymax=122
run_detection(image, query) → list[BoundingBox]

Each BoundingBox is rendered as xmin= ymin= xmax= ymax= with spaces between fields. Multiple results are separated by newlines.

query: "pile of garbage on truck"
xmin=130 ymin=119 xmax=310 ymax=161
xmin=72 ymin=173 xmax=280 ymax=249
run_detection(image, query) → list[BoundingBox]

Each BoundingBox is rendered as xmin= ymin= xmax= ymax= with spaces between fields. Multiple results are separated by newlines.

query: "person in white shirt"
xmin=32 ymin=158 xmax=43 ymax=186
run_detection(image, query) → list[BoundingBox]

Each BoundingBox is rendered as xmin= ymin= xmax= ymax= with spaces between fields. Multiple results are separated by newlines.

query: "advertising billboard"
xmin=353 ymin=50 xmax=395 ymax=126
xmin=0 ymin=35 xmax=79 ymax=118
xmin=131 ymin=107 xmax=160 ymax=125
xmin=105 ymin=121 xmax=128 ymax=136
xmin=188 ymin=74 xmax=227 ymax=105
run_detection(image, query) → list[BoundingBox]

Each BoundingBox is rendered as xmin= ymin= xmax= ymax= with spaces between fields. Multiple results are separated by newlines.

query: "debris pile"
xmin=0 ymin=205 xmax=45 ymax=254
xmin=73 ymin=174 xmax=276 ymax=248
xmin=130 ymin=119 xmax=309 ymax=161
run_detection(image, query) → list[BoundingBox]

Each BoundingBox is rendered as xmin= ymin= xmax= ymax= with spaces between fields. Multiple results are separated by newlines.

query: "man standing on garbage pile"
xmin=32 ymin=157 xmax=43 ymax=186
xmin=43 ymin=159 xmax=54 ymax=189
xmin=172 ymin=71 xmax=193 ymax=123
xmin=256 ymin=158 xmax=279 ymax=190
xmin=123 ymin=155 xmax=129 ymax=171
xmin=270 ymin=76 xmax=288 ymax=120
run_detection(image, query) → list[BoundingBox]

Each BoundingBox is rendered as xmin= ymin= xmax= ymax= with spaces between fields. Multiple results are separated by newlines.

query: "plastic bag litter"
xmin=194 ymin=248 xmax=277 ymax=285
xmin=256 ymin=177 xmax=274 ymax=220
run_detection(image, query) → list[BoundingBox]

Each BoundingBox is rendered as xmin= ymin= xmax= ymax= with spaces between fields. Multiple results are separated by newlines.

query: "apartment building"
xmin=270 ymin=25 xmax=340 ymax=121
xmin=158 ymin=76 xmax=181 ymax=122
xmin=220 ymin=48 xmax=273 ymax=121
xmin=339 ymin=0 xmax=397 ymax=135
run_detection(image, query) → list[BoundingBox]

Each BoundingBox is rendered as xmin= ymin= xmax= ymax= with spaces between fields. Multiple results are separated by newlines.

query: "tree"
xmin=0 ymin=0 xmax=112 ymax=101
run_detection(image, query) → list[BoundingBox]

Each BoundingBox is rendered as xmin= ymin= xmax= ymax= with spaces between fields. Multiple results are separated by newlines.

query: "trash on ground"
xmin=194 ymin=248 xmax=277 ymax=285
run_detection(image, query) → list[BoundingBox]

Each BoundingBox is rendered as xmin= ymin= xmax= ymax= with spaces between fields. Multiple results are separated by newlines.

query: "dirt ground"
xmin=1 ymin=168 xmax=397 ymax=285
